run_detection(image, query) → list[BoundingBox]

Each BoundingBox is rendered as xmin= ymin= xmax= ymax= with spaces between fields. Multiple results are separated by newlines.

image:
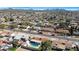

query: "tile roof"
xmin=31 ymin=37 xmax=48 ymax=42
xmin=52 ymin=40 xmax=73 ymax=49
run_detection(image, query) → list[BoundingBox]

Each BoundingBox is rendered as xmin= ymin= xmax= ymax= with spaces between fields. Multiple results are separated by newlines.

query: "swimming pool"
xmin=29 ymin=41 xmax=40 ymax=47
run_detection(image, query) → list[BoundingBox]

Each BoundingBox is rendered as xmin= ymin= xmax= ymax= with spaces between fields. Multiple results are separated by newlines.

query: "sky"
xmin=0 ymin=0 xmax=79 ymax=7
xmin=0 ymin=0 xmax=79 ymax=11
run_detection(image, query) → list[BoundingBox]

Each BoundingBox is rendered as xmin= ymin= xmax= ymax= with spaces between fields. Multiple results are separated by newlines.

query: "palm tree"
xmin=40 ymin=40 xmax=52 ymax=51
xmin=12 ymin=40 xmax=19 ymax=48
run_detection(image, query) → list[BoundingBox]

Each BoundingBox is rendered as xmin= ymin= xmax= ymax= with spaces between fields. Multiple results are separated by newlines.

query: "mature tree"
xmin=68 ymin=26 xmax=74 ymax=36
xmin=9 ymin=18 xmax=14 ymax=22
xmin=0 ymin=24 xmax=7 ymax=29
xmin=8 ymin=24 xmax=17 ymax=29
xmin=4 ymin=16 xmax=9 ymax=22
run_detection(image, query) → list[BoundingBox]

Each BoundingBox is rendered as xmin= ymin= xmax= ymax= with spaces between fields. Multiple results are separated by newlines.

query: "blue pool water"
xmin=30 ymin=41 xmax=40 ymax=47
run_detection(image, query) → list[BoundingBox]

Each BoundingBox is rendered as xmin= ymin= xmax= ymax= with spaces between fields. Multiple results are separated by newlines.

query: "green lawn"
xmin=8 ymin=48 xmax=17 ymax=51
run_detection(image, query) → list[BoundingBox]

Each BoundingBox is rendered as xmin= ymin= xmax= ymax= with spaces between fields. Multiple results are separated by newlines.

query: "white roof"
xmin=11 ymin=33 xmax=16 ymax=36
xmin=27 ymin=26 xmax=30 ymax=29
xmin=30 ymin=40 xmax=41 ymax=43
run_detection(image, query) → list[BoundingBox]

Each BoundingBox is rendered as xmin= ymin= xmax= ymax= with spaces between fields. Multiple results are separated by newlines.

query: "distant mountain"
xmin=0 ymin=7 xmax=79 ymax=11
